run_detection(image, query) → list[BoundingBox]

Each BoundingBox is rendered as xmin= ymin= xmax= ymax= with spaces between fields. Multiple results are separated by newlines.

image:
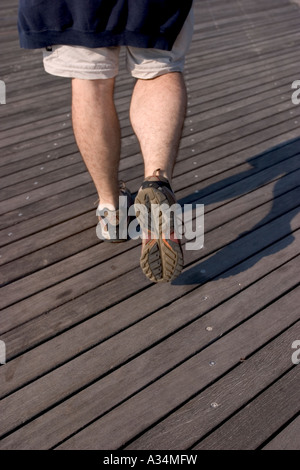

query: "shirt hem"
xmin=19 ymin=29 xmax=177 ymax=51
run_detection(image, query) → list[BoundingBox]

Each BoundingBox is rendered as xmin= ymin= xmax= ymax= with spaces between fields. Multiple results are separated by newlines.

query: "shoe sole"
xmin=135 ymin=187 xmax=183 ymax=283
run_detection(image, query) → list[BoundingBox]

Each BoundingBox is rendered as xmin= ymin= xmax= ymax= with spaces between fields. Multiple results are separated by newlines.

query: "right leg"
xmin=72 ymin=77 xmax=134 ymax=242
xmin=71 ymin=77 xmax=121 ymax=209
xmin=43 ymin=45 xmax=122 ymax=209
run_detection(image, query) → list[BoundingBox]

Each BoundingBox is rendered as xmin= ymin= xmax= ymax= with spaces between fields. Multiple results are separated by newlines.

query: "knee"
xmin=72 ymin=77 xmax=115 ymax=97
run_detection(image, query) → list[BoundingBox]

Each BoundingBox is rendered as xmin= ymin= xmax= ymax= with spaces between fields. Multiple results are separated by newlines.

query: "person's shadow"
xmin=173 ymin=137 xmax=300 ymax=285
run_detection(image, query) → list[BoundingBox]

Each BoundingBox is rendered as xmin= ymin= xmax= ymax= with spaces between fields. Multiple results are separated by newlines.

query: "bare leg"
xmin=72 ymin=77 xmax=121 ymax=208
xmin=129 ymin=72 xmax=187 ymax=184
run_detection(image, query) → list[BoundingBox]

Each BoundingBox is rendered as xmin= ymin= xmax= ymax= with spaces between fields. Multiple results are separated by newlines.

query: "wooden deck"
xmin=0 ymin=0 xmax=300 ymax=451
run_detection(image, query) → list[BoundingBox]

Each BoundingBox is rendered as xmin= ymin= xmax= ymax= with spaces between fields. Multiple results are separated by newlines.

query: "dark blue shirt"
xmin=18 ymin=0 xmax=193 ymax=50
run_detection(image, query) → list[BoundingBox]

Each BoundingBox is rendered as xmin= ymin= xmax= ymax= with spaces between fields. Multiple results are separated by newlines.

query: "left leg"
xmin=129 ymin=72 xmax=187 ymax=283
xmin=126 ymin=8 xmax=194 ymax=282
xmin=129 ymin=71 xmax=187 ymax=184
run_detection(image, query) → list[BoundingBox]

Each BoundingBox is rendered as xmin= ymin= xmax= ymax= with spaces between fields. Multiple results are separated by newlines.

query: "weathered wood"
xmin=2 ymin=237 xmax=300 ymax=404
xmin=54 ymin=287 xmax=300 ymax=450
xmin=1 ymin=179 xmax=299 ymax=332
xmin=1 ymin=121 xmax=298 ymax=240
xmin=2 ymin=222 xmax=299 ymax=363
xmin=125 ymin=323 xmax=300 ymax=450
xmin=0 ymin=273 xmax=299 ymax=447
xmin=2 ymin=166 xmax=299 ymax=286
xmin=0 ymin=0 xmax=299 ymax=450
xmin=1 ymin=39 xmax=297 ymax=138
xmin=0 ymin=95 xmax=294 ymax=199
xmin=194 ymin=366 xmax=300 ymax=450
xmin=0 ymin=125 xmax=297 ymax=238
xmin=1 ymin=159 xmax=299 ymax=300
xmin=1 ymin=49 xmax=298 ymax=164
xmin=262 ymin=416 xmax=300 ymax=450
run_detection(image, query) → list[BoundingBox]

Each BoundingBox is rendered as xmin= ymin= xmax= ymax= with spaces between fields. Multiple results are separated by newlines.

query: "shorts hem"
xmin=43 ymin=63 xmax=118 ymax=79
xmin=130 ymin=64 xmax=185 ymax=79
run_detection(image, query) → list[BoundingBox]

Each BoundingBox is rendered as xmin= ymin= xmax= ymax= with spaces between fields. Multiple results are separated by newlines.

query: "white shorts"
xmin=42 ymin=8 xmax=194 ymax=80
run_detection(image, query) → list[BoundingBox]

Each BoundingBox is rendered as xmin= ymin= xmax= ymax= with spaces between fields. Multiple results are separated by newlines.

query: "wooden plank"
xmin=0 ymin=86 xmax=134 ymax=150
xmin=0 ymin=72 xmax=293 ymax=187
xmin=2 ymin=165 xmax=299 ymax=286
xmin=0 ymin=128 xmax=297 ymax=250
xmin=0 ymin=172 xmax=93 ymax=216
xmin=190 ymin=17 xmax=300 ymax=52
xmin=192 ymin=6 xmax=298 ymax=36
xmin=0 ymin=82 xmax=295 ymax=195
xmin=2 ymin=39 xmax=296 ymax=116
xmin=52 ymin=287 xmax=300 ymax=450
xmin=3 ymin=225 xmax=299 ymax=368
xmin=1 ymin=242 xmax=299 ymax=402
xmin=176 ymin=134 xmax=300 ymax=202
xmin=1 ymin=81 xmax=292 ymax=206
xmin=1 ymin=145 xmax=298 ymax=281
xmin=2 ymin=54 xmax=293 ymax=163
xmin=1 ymin=112 xmax=298 ymax=238
xmin=182 ymin=12 xmax=300 ymax=56
xmin=0 ymin=152 xmax=81 ymax=188
xmin=188 ymin=23 xmax=300 ymax=59
xmin=0 ymin=82 xmax=296 ymax=196
xmin=1 ymin=161 xmax=299 ymax=305
xmin=1 ymin=172 xmax=299 ymax=331
xmin=1 ymin=162 xmax=298 ymax=302
xmin=0 ymin=181 xmax=97 ymax=234
xmin=194 ymin=367 xmax=300 ymax=450
xmin=262 ymin=415 xmax=300 ymax=450
xmin=0 ymin=268 xmax=299 ymax=447
xmin=2 ymin=42 xmax=295 ymax=95
xmin=4 ymin=56 xmax=298 ymax=163
xmin=0 ymin=162 xmax=87 ymax=202
xmin=125 ymin=323 xmax=300 ymax=450
xmin=2 ymin=35 xmax=298 ymax=128
xmin=3 ymin=330 xmax=300 ymax=450
xmin=188 ymin=31 xmax=300 ymax=72
xmin=0 ymin=0 xmax=299 ymax=452
xmin=0 ymin=77 xmax=296 ymax=213
xmin=0 ymin=89 xmax=287 ymax=167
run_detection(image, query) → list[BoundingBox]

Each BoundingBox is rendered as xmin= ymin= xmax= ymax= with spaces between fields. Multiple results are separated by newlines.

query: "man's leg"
xmin=130 ymin=72 xmax=187 ymax=283
xmin=71 ymin=77 xmax=121 ymax=208
xmin=129 ymin=72 xmax=187 ymax=184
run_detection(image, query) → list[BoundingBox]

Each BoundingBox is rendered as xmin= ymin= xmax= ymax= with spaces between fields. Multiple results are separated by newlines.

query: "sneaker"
xmin=135 ymin=169 xmax=184 ymax=283
xmin=96 ymin=182 xmax=133 ymax=243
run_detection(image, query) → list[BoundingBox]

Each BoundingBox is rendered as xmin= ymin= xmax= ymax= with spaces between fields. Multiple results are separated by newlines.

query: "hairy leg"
xmin=72 ymin=77 xmax=121 ymax=208
xmin=129 ymin=72 xmax=187 ymax=184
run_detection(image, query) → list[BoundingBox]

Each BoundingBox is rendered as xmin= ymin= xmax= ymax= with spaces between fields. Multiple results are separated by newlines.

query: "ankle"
xmin=97 ymin=195 xmax=119 ymax=210
xmin=144 ymin=168 xmax=172 ymax=184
